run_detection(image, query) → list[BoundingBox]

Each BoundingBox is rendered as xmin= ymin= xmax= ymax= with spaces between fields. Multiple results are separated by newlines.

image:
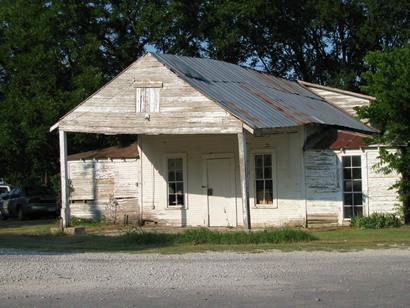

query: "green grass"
xmin=127 ymin=227 xmax=317 ymax=245
xmin=0 ymin=219 xmax=409 ymax=253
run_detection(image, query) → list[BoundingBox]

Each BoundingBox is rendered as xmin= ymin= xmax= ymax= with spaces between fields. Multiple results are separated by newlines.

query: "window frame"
xmin=340 ymin=153 xmax=365 ymax=219
xmin=250 ymin=149 xmax=278 ymax=208
xmin=164 ymin=153 xmax=187 ymax=209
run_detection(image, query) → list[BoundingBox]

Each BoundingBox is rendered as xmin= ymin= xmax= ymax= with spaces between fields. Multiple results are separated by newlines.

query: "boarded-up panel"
xmin=305 ymin=150 xmax=339 ymax=193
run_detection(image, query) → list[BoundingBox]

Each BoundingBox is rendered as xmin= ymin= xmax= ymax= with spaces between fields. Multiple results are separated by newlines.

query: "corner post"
xmin=59 ymin=129 xmax=70 ymax=228
xmin=238 ymin=132 xmax=251 ymax=230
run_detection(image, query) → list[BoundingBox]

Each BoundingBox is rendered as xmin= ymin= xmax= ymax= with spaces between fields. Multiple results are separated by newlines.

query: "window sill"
xmin=166 ymin=206 xmax=186 ymax=210
xmin=253 ymin=205 xmax=278 ymax=209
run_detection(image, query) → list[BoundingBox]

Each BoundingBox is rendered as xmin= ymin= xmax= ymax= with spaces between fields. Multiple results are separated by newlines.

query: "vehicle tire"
xmin=17 ymin=206 xmax=25 ymax=220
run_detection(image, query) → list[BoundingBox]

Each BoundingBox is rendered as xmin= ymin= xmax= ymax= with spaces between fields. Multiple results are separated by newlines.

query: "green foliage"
xmin=356 ymin=45 xmax=410 ymax=222
xmin=351 ymin=213 xmax=401 ymax=229
xmin=126 ymin=228 xmax=317 ymax=246
xmin=0 ymin=0 xmax=145 ymax=186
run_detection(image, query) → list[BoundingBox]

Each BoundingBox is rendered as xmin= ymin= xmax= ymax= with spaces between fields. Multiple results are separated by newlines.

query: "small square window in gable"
xmin=134 ymin=81 xmax=162 ymax=113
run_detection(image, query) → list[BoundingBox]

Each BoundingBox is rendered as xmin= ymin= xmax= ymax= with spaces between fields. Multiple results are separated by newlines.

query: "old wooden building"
xmin=68 ymin=143 xmax=139 ymax=223
xmin=51 ymin=53 xmax=401 ymax=228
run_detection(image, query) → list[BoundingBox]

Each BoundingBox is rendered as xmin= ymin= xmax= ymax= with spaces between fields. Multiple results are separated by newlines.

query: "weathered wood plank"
xmin=59 ymin=130 xmax=70 ymax=227
xmin=238 ymin=132 xmax=251 ymax=230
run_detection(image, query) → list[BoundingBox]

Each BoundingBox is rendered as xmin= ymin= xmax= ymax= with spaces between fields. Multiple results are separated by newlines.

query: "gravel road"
xmin=0 ymin=249 xmax=409 ymax=307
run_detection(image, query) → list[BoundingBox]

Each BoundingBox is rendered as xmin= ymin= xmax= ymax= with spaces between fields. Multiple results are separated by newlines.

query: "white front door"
xmin=206 ymin=157 xmax=236 ymax=227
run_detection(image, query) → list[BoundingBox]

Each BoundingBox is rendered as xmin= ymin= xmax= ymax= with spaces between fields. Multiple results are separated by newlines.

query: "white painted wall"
xmin=140 ymin=129 xmax=307 ymax=227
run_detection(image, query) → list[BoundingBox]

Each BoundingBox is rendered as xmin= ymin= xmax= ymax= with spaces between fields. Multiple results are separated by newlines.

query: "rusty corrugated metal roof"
xmin=153 ymin=53 xmax=375 ymax=133
xmin=304 ymin=130 xmax=370 ymax=150
xmin=68 ymin=143 xmax=138 ymax=161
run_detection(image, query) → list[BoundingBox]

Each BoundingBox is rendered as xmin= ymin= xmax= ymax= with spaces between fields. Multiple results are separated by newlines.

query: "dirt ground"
xmin=0 ymin=248 xmax=409 ymax=307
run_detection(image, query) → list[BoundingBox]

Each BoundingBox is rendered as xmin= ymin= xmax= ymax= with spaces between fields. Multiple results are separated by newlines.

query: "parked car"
xmin=2 ymin=186 xmax=58 ymax=220
xmin=0 ymin=182 xmax=14 ymax=220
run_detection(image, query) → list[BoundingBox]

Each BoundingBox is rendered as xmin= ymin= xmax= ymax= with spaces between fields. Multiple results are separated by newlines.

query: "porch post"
xmin=238 ymin=132 xmax=251 ymax=230
xmin=59 ymin=129 xmax=70 ymax=228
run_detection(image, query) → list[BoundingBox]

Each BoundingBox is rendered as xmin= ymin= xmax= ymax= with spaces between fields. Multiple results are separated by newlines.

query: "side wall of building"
xmin=68 ymin=159 xmax=139 ymax=222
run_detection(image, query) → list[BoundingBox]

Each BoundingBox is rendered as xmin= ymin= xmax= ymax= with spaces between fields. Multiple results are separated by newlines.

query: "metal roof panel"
xmin=153 ymin=53 xmax=375 ymax=133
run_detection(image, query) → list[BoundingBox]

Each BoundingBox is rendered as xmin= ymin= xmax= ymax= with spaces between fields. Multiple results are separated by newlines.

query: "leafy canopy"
xmin=357 ymin=45 xmax=410 ymax=219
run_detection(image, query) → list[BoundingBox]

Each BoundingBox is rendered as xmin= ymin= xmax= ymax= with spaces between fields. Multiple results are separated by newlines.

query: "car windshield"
xmin=0 ymin=187 xmax=8 ymax=194
xmin=24 ymin=187 xmax=54 ymax=195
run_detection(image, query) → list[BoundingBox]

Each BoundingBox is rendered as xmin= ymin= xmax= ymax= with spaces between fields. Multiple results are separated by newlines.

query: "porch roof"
xmin=153 ymin=53 xmax=375 ymax=134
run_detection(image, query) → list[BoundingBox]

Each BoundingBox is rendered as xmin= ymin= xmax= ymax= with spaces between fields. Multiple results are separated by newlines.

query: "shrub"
xmin=351 ymin=213 xmax=401 ymax=229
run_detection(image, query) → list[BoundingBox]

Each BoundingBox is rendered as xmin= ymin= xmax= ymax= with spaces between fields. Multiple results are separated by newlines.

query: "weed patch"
xmin=351 ymin=213 xmax=401 ymax=229
xmin=126 ymin=228 xmax=317 ymax=246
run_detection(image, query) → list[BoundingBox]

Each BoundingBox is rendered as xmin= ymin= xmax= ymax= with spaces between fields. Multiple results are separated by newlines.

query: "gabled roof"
xmin=68 ymin=143 xmax=138 ymax=161
xmin=152 ymin=53 xmax=375 ymax=133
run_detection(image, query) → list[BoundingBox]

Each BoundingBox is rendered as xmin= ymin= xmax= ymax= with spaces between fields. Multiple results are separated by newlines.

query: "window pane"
xmin=352 ymin=168 xmax=362 ymax=179
xmin=353 ymin=180 xmax=362 ymax=192
xmin=175 ymin=170 xmax=183 ymax=181
xmin=344 ymin=180 xmax=353 ymax=192
xmin=265 ymin=180 xmax=273 ymax=204
xmin=344 ymin=206 xmax=353 ymax=219
xmin=256 ymin=180 xmax=264 ymax=204
xmin=343 ymin=168 xmax=352 ymax=180
xmin=353 ymin=193 xmax=363 ymax=205
xmin=264 ymin=167 xmax=272 ymax=179
xmin=352 ymin=156 xmax=361 ymax=167
xmin=255 ymin=155 xmax=263 ymax=168
xmin=175 ymin=158 xmax=183 ymax=170
xmin=342 ymin=156 xmax=351 ymax=168
xmin=168 ymin=170 xmax=175 ymax=181
xmin=169 ymin=194 xmax=176 ymax=206
xmin=168 ymin=159 xmax=175 ymax=171
xmin=176 ymin=182 xmax=184 ymax=195
xmin=176 ymin=194 xmax=184 ymax=206
xmin=353 ymin=206 xmax=363 ymax=217
xmin=255 ymin=167 xmax=263 ymax=179
xmin=169 ymin=182 xmax=176 ymax=194
xmin=263 ymin=154 xmax=272 ymax=167
xmin=344 ymin=193 xmax=353 ymax=205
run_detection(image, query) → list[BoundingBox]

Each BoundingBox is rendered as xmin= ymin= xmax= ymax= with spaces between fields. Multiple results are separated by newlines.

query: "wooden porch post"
xmin=59 ymin=129 xmax=70 ymax=228
xmin=238 ymin=132 xmax=251 ymax=230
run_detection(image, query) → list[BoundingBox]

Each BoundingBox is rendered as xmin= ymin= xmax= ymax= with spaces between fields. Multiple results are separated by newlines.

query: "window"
xmin=167 ymin=158 xmax=185 ymax=207
xmin=254 ymin=153 xmax=274 ymax=205
xmin=342 ymin=155 xmax=363 ymax=218
xmin=136 ymin=88 xmax=160 ymax=113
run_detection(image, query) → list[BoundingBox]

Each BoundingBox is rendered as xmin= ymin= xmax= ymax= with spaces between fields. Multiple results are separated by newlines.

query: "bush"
xmin=351 ymin=213 xmax=401 ymax=229
xmin=126 ymin=227 xmax=317 ymax=246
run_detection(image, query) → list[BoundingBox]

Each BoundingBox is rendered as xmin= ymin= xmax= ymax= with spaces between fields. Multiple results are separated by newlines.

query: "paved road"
xmin=0 ymin=249 xmax=409 ymax=307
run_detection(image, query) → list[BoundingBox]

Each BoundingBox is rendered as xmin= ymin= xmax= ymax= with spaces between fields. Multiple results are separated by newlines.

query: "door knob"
xmin=207 ymin=188 xmax=213 ymax=196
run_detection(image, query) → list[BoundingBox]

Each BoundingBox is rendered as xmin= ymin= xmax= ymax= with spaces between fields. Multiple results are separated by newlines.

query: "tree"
xmin=0 ymin=0 xmax=147 ymax=186
xmin=147 ymin=0 xmax=410 ymax=90
xmin=356 ymin=45 xmax=410 ymax=222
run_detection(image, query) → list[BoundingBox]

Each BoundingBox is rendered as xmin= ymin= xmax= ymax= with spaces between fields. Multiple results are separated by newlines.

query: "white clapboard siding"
xmin=307 ymin=87 xmax=371 ymax=117
xmin=59 ymin=54 xmax=242 ymax=135
xmin=68 ymin=159 xmax=139 ymax=221
xmin=366 ymin=149 xmax=401 ymax=214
